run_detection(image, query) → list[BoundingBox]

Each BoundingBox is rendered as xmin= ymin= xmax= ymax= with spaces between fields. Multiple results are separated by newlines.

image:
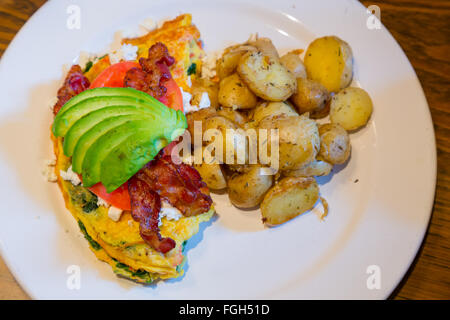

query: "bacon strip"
xmin=128 ymin=177 xmax=176 ymax=254
xmin=136 ymin=155 xmax=213 ymax=217
xmin=128 ymin=155 xmax=213 ymax=253
xmin=124 ymin=42 xmax=175 ymax=99
xmin=53 ymin=65 xmax=90 ymax=116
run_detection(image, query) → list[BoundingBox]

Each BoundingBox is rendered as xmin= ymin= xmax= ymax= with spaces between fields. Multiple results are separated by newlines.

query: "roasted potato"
xmin=290 ymin=78 xmax=330 ymax=115
xmin=280 ymin=52 xmax=307 ymax=79
xmin=329 ymin=87 xmax=373 ymax=131
xmin=252 ymin=101 xmax=298 ymax=125
xmin=218 ymin=73 xmax=258 ymax=109
xmin=216 ymin=44 xmax=257 ymax=80
xmin=247 ymin=37 xmax=279 ymax=58
xmin=228 ymin=166 xmax=273 ymax=208
xmin=204 ymin=116 xmax=249 ymax=164
xmin=190 ymin=78 xmax=219 ymax=108
xmin=319 ymin=123 xmax=351 ymax=164
xmin=283 ymin=160 xmax=333 ymax=177
xmin=217 ymin=106 xmax=248 ymax=126
xmin=261 ymin=177 xmax=319 ymax=225
xmin=186 ymin=106 xmax=217 ymax=141
xmin=194 ymin=161 xmax=227 ymax=190
xmin=304 ymin=36 xmax=353 ymax=92
xmin=238 ymin=51 xmax=296 ymax=101
xmin=258 ymin=115 xmax=320 ymax=170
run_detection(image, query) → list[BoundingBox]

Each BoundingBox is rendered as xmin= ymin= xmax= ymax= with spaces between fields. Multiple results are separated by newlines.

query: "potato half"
xmin=258 ymin=115 xmax=320 ymax=170
xmin=319 ymin=123 xmax=351 ymax=164
xmin=304 ymin=36 xmax=353 ymax=93
xmin=280 ymin=52 xmax=307 ymax=79
xmin=290 ymin=78 xmax=330 ymax=115
xmin=218 ymin=73 xmax=258 ymax=109
xmin=228 ymin=166 xmax=273 ymax=208
xmin=252 ymin=101 xmax=298 ymax=125
xmin=329 ymin=87 xmax=373 ymax=131
xmin=238 ymin=51 xmax=296 ymax=101
xmin=261 ymin=176 xmax=319 ymax=225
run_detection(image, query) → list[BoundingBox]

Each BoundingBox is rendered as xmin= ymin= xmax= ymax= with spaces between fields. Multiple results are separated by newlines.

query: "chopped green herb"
xmin=83 ymin=61 xmax=93 ymax=73
xmin=187 ymin=63 xmax=197 ymax=75
xmin=78 ymin=220 xmax=101 ymax=250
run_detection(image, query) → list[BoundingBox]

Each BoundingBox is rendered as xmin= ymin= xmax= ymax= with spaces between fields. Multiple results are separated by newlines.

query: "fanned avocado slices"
xmin=63 ymin=105 xmax=155 ymax=157
xmin=53 ymin=87 xmax=187 ymax=192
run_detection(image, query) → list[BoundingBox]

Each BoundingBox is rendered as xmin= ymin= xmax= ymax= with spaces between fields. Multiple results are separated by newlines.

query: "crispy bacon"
xmin=124 ymin=42 xmax=175 ymax=99
xmin=128 ymin=177 xmax=176 ymax=254
xmin=136 ymin=155 xmax=212 ymax=217
xmin=53 ymin=65 xmax=90 ymax=115
xmin=128 ymin=155 xmax=213 ymax=253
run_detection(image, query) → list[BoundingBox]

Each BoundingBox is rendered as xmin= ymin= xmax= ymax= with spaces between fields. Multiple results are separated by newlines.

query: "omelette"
xmin=51 ymin=14 xmax=214 ymax=283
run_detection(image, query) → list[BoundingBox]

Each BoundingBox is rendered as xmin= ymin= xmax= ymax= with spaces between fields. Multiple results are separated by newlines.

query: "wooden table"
xmin=0 ymin=0 xmax=448 ymax=300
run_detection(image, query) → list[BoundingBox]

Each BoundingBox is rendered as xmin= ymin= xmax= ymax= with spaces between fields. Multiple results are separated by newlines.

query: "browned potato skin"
xmin=290 ymin=78 xmax=330 ymax=115
xmin=195 ymin=162 xmax=227 ymax=190
xmin=258 ymin=115 xmax=320 ymax=170
xmin=319 ymin=123 xmax=351 ymax=164
xmin=247 ymin=37 xmax=279 ymax=58
xmin=282 ymin=160 xmax=333 ymax=177
xmin=261 ymin=177 xmax=319 ymax=225
xmin=217 ymin=106 xmax=248 ymax=127
xmin=237 ymin=51 xmax=296 ymax=101
xmin=280 ymin=52 xmax=307 ymax=79
xmin=218 ymin=73 xmax=258 ymax=109
xmin=252 ymin=101 xmax=298 ymax=125
xmin=228 ymin=166 xmax=273 ymax=208
xmin=190 ymin=78 xmax=219 ymax=108
xmin=186 ymin=107 xmax=217 ymax=141
xmin=216 ymin=44 xmax=258 ymax=80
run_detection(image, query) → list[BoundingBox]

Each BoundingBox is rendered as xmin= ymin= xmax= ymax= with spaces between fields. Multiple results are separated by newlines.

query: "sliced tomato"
xmin=89 ymin=182 xmax=131 ymax=211
xmin=89 ymin=61 xmax=140 ymax=88
xmin=158 ymin=77 xmax=183 ymax=112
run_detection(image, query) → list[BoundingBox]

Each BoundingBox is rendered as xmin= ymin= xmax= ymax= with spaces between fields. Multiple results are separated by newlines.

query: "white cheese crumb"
xmin=97 ymin=197 xmax=110 ymax=208
xmin=121 ymin=43 xmax=138 ymax=61
xmin=60 ymin=165 xmax=81 ymax=186
xmin=181 ymin=88 xmax=211 ymax=114
xmin=42 ymin=159 xmax=57 ymax=182
xmin=128 ymin=220 xmax=134 ymax=227
xmin=186 ymin=75 xmax=192 ymax=88
xmin=108 ymin=206 xmax=123 ymax=222
xmin=158 ymin=201 xmax=183 ymax=227
xmin=201 ymin=51 xmax=219 ymax=79
xmin=198 ymin=91 xmax=211 ymax=109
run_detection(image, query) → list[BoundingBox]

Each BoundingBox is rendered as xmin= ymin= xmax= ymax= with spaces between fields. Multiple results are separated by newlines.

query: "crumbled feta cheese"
xmin=60 ymin=165 xmax=81 ymax=186
xmin=181 ymin=88 xmax=211 ymax=114
xmin=97 ymin=197 xmax=110 ymax=208
xmin=187 ymin=75 xmax=192 ymax=88
xmin=158 ymin=201 xmax=183 ymax=227
xmin=198 ymin=92 xmax=211 ymax=109
xmin=42 ymin=159 xmax=57 ymax=182
xmin=201 ymin=51 xmax=220 ymax=79
xmin=109 ymin=43 xmax=138 ymax=63
xmin=108 ymin=206 xmax=123 ymax=222
xmin=122 ymin=44 xmax=138 ymax=61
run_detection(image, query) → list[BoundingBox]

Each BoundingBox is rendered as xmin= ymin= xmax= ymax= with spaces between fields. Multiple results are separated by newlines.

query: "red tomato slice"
xmin=86 ymin=61 xmax=184 ymax=209
xmin=89 ymin=61 xmax=140 ymax=88
xmin=89 ymin=182 xmax=131 ymax=211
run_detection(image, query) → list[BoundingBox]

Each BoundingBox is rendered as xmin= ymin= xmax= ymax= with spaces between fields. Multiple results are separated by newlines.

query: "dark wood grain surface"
xmin=0 ymin=0 xmax=448 ymax=300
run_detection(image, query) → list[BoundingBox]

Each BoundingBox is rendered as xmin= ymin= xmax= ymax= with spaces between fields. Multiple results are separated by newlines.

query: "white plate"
xmin=0 ymin=0 xmax=436 ymax=299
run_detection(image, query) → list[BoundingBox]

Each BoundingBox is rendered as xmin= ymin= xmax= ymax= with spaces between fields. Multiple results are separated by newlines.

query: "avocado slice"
xmin=71 ymin=114 xmax=154 ymax=173
xmin=53 ymin=96 xmax=170 ymax=137
xmin=63 ymin=105 xmax=154 ymax=157
xmin=100 ymin=130 xmax=170 ymax=192
xmin=56 ymin=87 xmax=155 ymax=116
